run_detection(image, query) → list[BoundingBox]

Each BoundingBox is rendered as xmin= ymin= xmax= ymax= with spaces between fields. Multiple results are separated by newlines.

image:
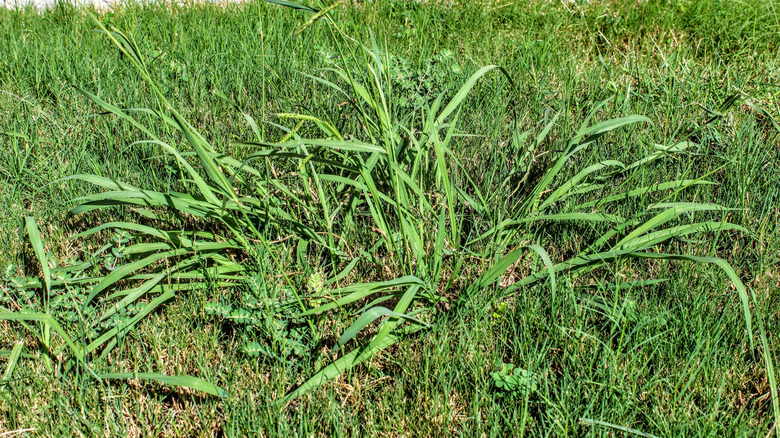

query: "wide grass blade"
xmin=478 ymin=244 xmax=556 ymax=298
xmin=283 ymin=333 xmax=400 ymax=402
xmin=335 ymin=306 xmax=429 ymax=352
xmin=0 ymin=313 xmax=81 ymax=360
xmin=86 ymin=290 xmax=176 ymax=355
xmin=614 ymin=203 xmax=732 ymax=250
xmin=436 ymin=65 xmax=512 ymax=124
xmin=100 ymin=372 xmax=228 ymax=397
xmin=261 ymin=0 xmax=318 ymax=13
xmin=572 ymin=114 xmax=652 ymax=146
xmin=301 ymin=276 xmax=426 ymax=315
xmin=1 ymin=342 xmax=24 ymax=383
xmin=630 ymin=253 xmax=754 ymax=348
xmin=23 ymin=217 xmax=51 ymax=297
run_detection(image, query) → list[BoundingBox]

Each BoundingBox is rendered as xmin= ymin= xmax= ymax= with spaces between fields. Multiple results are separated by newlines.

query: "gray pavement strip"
xmin=3 ymin=0 xmax=248 ymax=9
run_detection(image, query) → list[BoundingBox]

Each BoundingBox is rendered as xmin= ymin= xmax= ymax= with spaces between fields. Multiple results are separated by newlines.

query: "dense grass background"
xmin=1 ymin=0 xmax=779 ymax=435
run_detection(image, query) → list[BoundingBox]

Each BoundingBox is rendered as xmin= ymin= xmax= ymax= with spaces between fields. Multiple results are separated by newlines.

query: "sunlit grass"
xmin=1 ymin=0 xmax=779 ymax=435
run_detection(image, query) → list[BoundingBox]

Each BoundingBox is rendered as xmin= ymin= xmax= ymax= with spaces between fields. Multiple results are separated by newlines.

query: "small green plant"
xmin=491 ymin=363 xmax=539 ymax=399
xmin=203 ymin=277 xmax=312 ymax=363
xmin=491 ymin=301 xmax=509 ymax=319
xmin=384 ymin=49 xmax=461 ymax=111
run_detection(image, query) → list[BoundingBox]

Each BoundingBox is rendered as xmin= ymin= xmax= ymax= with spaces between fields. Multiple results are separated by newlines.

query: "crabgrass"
xmin=1 ymin=0 xmax=779 ymax=436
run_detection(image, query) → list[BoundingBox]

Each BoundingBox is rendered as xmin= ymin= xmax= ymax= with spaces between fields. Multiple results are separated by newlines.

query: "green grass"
xmin=1 ymin=0 xmax=780 ymax=435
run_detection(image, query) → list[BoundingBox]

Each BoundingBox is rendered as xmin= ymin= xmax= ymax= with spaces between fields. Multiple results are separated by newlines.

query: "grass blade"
xmin=335 ymin=306 xmax=428 ymax=352
xmin=100 ymin=372 xmax=228 ymax=398
xmin=2 ymin=342 xmax=24 ymax=383
xmin=0 ymin=313 xmax=81 ymax=360
xmin=23 ymin=217 xmax=50 ymax=297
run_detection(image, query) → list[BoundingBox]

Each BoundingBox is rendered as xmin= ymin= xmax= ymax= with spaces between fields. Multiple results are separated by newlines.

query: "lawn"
xmin=1 ymin=0 xmax=779 ymax=436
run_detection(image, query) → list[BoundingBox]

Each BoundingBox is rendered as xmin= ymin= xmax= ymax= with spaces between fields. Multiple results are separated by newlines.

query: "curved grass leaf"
xmin=99 ymin=372 xmax=228 ymax=398
xmin=478 ymin=244 xmax=556 ymax=298
xmin=629 ymin=252 xmax=753 ymax=348
xmin=283 ymin=333 xmax=400 ymax=402
xmin=334 ymin=306 xmax=429 ymax=353
xmin=2 ymin=342 xmax=24 ymax=383
xmin=0 ymin=313 xmax=81 ymax=360
xmin=24 ymin=217 xmax=51 ymax=297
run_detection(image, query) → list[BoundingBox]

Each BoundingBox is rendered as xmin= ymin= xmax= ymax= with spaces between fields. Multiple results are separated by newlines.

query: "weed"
xmin=491 ymin=363 xmax=539 ymax=399
xmin=0 ymin=0 xmax=778 ymax=435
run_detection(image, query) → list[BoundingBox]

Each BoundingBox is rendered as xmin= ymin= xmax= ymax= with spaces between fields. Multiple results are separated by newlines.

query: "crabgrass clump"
xmin=2 ymin=13 xmax=763 ymax=402
xmin=0 ymin=0 xmax=778 ymax=435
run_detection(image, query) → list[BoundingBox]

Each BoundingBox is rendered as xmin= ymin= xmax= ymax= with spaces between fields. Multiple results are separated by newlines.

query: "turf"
xmin=1 ymin=0 xmax=779 ymax=436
